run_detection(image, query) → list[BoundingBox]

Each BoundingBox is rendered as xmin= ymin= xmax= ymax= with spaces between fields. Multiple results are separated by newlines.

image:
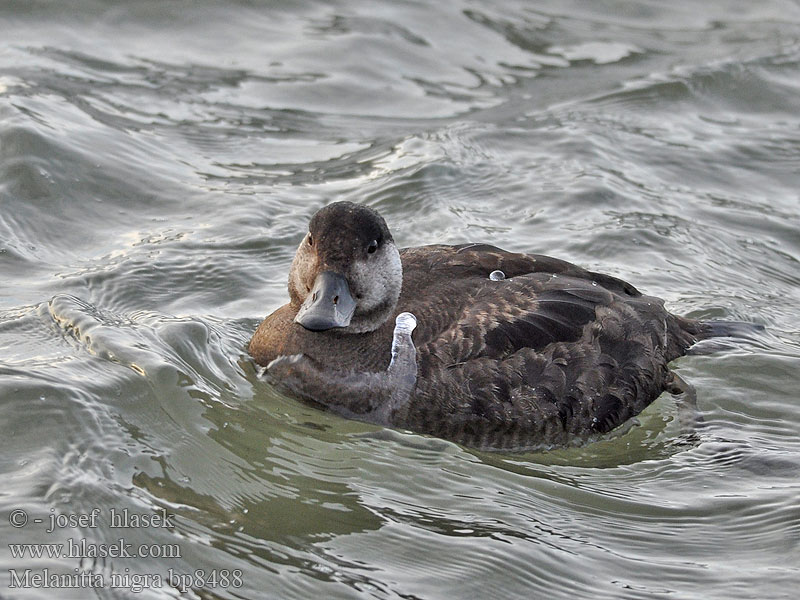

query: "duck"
xmin=249 ymin=201 xmax=716 ymax=451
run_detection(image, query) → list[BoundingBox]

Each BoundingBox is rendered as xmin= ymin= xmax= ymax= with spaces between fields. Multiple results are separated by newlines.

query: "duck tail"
xmin=700 ymin=319 xmax=765 ymax=340
xmin=684 ymin=318 xmax=765 ymax=355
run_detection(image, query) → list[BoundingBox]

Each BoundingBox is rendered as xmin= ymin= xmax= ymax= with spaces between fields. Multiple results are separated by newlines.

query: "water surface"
xmin=2 ymin=1 xmax=800 ymax=598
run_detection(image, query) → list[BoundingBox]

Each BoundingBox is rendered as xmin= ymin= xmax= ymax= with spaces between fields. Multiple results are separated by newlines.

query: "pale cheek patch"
xmin=350 ymin=248 xmax=402 ymax=312
xmin=350 ymin=262 xmax=382 ymax=309
xmin=288 ymin=244 xmax=317 ymax=302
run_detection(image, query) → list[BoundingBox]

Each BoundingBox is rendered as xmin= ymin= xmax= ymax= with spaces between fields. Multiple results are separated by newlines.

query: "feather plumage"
xmin=250 ymin=204 xmax=712 ymax=450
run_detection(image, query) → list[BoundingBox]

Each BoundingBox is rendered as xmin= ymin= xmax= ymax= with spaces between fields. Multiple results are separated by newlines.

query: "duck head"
xmin=288 ymin=202 xmax=403 ymax=334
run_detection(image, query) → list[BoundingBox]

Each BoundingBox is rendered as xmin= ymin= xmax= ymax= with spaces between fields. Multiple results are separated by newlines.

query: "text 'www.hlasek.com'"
xmin=6 ymin=507 xmax=244 ymax=594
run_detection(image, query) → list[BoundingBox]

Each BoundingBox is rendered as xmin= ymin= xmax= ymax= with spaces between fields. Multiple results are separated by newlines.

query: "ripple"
xmin=548 ymin=41 xmax=643 ymax=65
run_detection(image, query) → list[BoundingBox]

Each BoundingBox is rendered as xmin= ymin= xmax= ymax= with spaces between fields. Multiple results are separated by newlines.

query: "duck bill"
xmin=294 ymin=271 xmax=356 ymax=331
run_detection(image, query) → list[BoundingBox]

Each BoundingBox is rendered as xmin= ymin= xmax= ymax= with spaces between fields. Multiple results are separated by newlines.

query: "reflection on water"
xmin=2 ymin=0 xmax=800 ymax=598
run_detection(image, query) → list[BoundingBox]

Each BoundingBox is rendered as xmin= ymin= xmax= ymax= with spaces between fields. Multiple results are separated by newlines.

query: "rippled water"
xmin=2 ymin=1 xmax=800 ymax=598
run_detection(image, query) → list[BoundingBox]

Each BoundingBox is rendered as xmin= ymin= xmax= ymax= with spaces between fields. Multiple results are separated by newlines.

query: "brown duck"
xmin=250 ymin=201 xmax=721 ymax=450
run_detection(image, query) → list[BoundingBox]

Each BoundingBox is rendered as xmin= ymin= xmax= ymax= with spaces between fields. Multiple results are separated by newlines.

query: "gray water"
xmin=2 ymin=1 xmax=800 ymax=598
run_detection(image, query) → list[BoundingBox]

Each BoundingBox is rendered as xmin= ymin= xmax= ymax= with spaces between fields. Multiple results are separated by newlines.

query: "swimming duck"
xmin=249 ymin=201 xmax=714 ymax=450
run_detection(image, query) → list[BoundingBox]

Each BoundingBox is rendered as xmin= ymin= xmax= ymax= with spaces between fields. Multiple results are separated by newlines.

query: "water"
xmin=2 ymin=1 xmax=800 ymax=598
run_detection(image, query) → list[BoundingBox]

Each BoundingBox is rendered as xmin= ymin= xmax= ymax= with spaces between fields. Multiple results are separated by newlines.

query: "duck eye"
xmin=307 ymin=234 xmax=313 ymax=246
xmin=367 ymin=240 xmax=378 ymax=254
